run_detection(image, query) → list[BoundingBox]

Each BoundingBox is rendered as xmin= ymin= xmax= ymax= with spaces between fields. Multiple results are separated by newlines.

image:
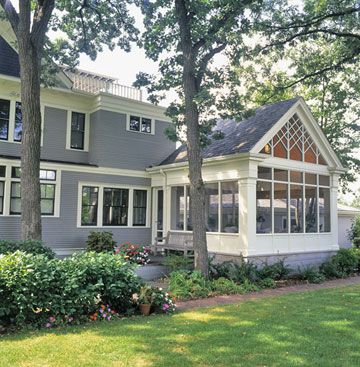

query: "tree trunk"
xmin=18 ymin=38 xmax=42 ymax=240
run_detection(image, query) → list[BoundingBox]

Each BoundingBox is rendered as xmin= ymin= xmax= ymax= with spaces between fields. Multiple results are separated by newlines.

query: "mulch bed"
xmin=176 ymin=275 xmax=360 ymax=311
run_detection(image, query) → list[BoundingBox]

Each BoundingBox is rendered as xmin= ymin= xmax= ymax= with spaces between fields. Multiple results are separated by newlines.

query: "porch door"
xmin=154 ymin=188 xmax=164 ymax=242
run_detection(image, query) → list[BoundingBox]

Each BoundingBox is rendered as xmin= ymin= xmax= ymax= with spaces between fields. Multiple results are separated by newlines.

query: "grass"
xmin=1 ymin=285 xmax=360 ymax=367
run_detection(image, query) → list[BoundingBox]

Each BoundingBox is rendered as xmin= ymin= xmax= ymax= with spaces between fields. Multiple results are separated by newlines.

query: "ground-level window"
xmin=171 ymin=181 xmax=239 ymax=233
xmin=81 ymin=186 xmax=99 ymax=226
xmin=133 ymin=190 xmax=147 ymax=226
xmin=80 ymin=185 xmax=149 ymax=227
xmin=103 ymin=188 xmax=129 ymax=226
xmin=256 ymin=166 xmax=331 ymax=234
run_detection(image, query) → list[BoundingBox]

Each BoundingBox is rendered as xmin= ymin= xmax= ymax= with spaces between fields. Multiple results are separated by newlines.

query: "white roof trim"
xmin=251 ymin=97 xmax=344 ymax=170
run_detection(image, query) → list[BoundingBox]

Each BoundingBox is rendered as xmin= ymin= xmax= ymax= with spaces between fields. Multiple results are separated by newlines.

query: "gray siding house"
xmin=0 ymin=32 xmax=175 ymax=255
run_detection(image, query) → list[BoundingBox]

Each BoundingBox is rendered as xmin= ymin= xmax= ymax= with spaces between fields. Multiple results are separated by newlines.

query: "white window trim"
xmin=77 ymin=181 xmax=151 ymax=228
xmin=0 ymin=95 xmax=44 ymax=145
xmin=126 ymin=114 xmax=155 ymax=135
xmin=0 ymin=163 xmax=61 ymax=217
xmin=66 ymin=110 xmax=90 ymax=152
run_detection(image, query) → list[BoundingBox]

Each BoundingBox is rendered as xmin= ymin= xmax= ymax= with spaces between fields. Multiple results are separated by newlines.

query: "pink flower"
xmin=45 ymin=323 xmax=52 ymax=328
xmin=49 ymin=316 xmax=56 ymax=323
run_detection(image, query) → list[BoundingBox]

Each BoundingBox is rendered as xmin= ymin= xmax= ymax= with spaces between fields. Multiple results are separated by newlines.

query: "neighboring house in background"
xmin=338 ymin=204 xmax=360 ymax=248
xmin=0 ymin=21 xmax=353 ymax=268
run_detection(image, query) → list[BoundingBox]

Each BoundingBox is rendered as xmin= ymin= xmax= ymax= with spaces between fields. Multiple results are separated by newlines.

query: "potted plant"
xmin=138 ymin=286 xmax=154 ymax=316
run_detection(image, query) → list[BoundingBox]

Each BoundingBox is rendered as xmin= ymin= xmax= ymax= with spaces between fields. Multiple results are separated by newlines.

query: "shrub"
xmin=211 ymin=277 xmax=243 ymax=295
xmin=0 ymin=240 xmax=55 ymax=259
xmin=348 ymin=216 xmax=360 ymax=248
xmin=258 ymin=277 xmax=276 ymax=288
xmin=168 ymin=270 xmax=211 ymax=300
xmin=320 ymin=249 xmax=358 ymax=278
xmin=257 ymin=260 xmax=290 ymax=281
xmin=115 ymin=242 xmax=151 ymax=265
xmin=163 ymin=254 xmax=193 ymax=271
xmin=0 ymin=251 xmax=141 ymax=328
xmin=211 ymin=258 xmax=259 ymax=283
xmin=86 ymin=231 xmax=116 ymax=253
xmin=298 ymin=267 xmax=325 ymax=284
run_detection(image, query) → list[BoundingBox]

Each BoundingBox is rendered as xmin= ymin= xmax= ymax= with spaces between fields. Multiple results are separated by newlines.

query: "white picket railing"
xmin=72 ymin=74 xmax=143 ymax=101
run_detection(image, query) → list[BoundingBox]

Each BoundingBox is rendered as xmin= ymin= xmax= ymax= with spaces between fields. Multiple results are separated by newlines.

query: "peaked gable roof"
xmin=160 ymin=97 xmax=301 ymax=166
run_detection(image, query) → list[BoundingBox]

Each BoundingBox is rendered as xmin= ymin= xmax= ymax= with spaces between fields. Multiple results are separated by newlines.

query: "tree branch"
xmin=31 ymin=0 xmax=55 ymax=48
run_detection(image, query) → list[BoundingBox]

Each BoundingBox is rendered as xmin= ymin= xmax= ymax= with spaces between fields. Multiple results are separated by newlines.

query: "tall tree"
xmin=0 ymin=0 xmax=137 ymax=240
xmin=135 ymin=0 xmax=267 ymax=276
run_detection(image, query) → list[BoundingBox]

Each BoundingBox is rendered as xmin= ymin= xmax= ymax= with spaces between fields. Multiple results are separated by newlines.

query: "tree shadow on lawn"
xmin=2 ymin=286 xmax=360 ymax=367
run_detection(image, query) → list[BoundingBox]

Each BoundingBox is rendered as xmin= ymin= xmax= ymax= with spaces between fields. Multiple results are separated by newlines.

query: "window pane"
xmin=305 ymin=186 xmax=317 ymax=233
xmin=305 ymin=173 xmax=317 ymax=185
xmin=290 ymin=185 xmax=303 ymax=233
xmin=10 ymin=198 xmax=21 ymax=214
xmin=41 ymin=199 xmax=54 ymax=215
xmin=221 ymin=181 xmax=238 ymax=233
xmin=133 ymin=190 xmax=147 ymax=226
xmin=71 ymin=131 xmax=84 ymax=150
xmin=141 ymin=118 xmax=152 ymax=133
xmin=290 ymin=171 xmax=303 ymax=183
xmin=260 ymin=143 xmax=271 ymax=155
xmin=256 ymin=181 xmax=272 ymax=233
xmin=41 ymin=184 xmax=55 ymax=199
xmin=130 ymin=115 xmax=140 ymax=131
xmin=14 ymin=101 xmax=22 ymax=142
xmin=11 ymin=182 xmax=21 ymax=197
xmin=274 ymin=183 xmax=288 ymax=233
xmin=171 ymin=186 xmax=185 ymax=230
xmin=274 ymin=169 xmax=288 ymax=182
xmin=319 ymin=175 xmax=330 ymax=186
xmin=40 ymin=169 xmax=56 ymax=181
xmin=71 ymin=112 xmax=85 ymax=131
xmin=186 ymin=186 xmax=192 ymax=231
xmin=0 ymin=166 xmax=5 ymax=177
xmin=81 ymin=186 xmax=98 ymax=226
xmin=11 ymin=167 xmax=21 ymax=178
xmin=103 ymin=188 xmax=129 ymax=226
xmin=319 ymin=187 xmax=331 ymax=232
xmin=258 ymin=167 xmax=272 ymax=180
xmin=0 ymin=99 xmax=9 ymax=140
xmin=205 ymin=183 xmax=219 ymax=232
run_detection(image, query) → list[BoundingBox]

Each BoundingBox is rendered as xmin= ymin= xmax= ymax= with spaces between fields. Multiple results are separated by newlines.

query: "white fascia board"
xmin=91 ymin=93 xmax=172 ymax=122
xmin=146 ymin=152 xmax=265 ymax=174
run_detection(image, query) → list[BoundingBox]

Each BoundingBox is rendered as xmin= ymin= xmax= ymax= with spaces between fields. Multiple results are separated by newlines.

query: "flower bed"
xmin=115 ymin=242 xmax=151 ymax=265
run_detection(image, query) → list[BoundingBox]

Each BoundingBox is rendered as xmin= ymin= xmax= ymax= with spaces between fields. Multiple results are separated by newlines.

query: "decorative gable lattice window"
xmin=260 ymin=114 xmax=327 ymax=165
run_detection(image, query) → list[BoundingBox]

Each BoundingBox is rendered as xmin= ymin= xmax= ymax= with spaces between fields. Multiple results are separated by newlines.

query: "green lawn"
xmin=1 ymin=285 xmax=360 ymax=367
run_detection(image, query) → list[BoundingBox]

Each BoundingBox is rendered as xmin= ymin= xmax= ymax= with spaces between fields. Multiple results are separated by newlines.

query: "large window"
xmin=103 ymin=188 xmax=129 ymax=226
xmin=71 ymin=112 xmax=86 ymax=150
xmin=221 ymin=181 xmax=239 ymax=233
xmin=171 ymin=181 xmax=239 ymax=233
xmin=81 ymin=186 xmax=99 ymax=226
xmin=80 ymin=185 xmax=149 ymax=227
xmin=0 ymin=99 xmax=10 ymax=140
xmin=205 ymin=183 xmax=219 ymax=232
xmin=9 ymin=167 xmax=58 ymax=216
xmin=133 ymin=190 xmax=147 ymax=226
xmin=129 ymin=115 xmax=152 ymax=134
xmin=256 ymin=166 xmax=331 ymax=234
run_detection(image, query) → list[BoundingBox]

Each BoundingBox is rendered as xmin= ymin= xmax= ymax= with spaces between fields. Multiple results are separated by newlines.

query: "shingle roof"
xmin=159 ymin=97 xmax=301 ymax=166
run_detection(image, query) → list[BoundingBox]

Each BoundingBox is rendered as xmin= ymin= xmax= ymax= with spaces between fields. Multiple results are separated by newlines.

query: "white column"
xmin=330 ymin=173 xmax=340 ymax=250
xmin=238 ymin=176 xmax=257 ymax=257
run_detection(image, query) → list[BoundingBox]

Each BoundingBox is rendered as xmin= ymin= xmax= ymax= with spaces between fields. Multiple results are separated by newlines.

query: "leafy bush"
xmin=320 ymin=249 xmax=358 ymax=278
xmin=211 ymin=277 xmax=243 ymax=295
xmin=211 ymin=258 xmax=259 ymax=283
xmin=86 ymin=231 xmax=116 ymax=253
xmin=168 ymin=270 xmax=211 ymax=300
xmin=348 ymin=216 xmax=360 ymax=248
xmin=163 ymin=254 xmax=193 ymax=271
xmin=298 ymin=267 xmax=325 ymax=284
xmin=257 ymin=260 xmax=290 ymax=281
xmin=0 ymin=251 xmax=141 ymax=328
xmin=0 ymin=240 xmax=55 ymax=259
xmin=258 ymin=277 xmax=276 ymax=288
xmin=115 ymin=242 xmax=151 ymax=265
